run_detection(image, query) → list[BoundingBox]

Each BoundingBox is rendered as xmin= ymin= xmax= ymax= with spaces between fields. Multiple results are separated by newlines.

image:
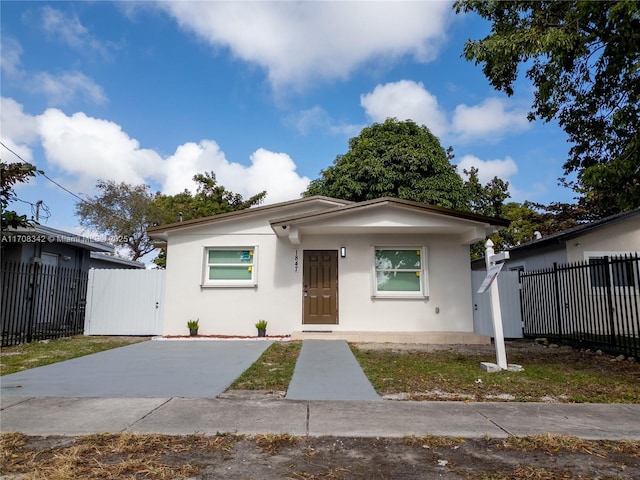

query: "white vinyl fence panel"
xmin=472 ymin=270 xmax=523 ymax=338
xmin=84 ymin=269 xmax=165 ymax=335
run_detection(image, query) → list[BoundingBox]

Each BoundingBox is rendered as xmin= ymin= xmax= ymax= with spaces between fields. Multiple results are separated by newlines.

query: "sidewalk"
xmin=1 ymin=394 xmax=638 ymax=440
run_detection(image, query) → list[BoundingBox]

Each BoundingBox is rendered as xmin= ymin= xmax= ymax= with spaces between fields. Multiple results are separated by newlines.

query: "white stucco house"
xmin=148 ymin=196 xmax=509 ymax=343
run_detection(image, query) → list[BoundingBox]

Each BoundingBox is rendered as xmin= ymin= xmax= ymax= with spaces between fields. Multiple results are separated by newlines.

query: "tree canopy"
xmin=152 ymin=172 xmax=266 ymax=226
xmin=75 ymin=180 xmax=157 ymax=261
xmin=304 ymin=118 xmax=470 ymax=210
xmin=1 ymin=162 xmax=41 ymax=230
xmin=75 ymin=173 xmax=265 ymax=264
xmin=454 ymin=0 xmax=640 ymax=215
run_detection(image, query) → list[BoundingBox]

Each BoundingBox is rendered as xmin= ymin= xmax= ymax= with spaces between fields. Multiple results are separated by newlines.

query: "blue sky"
xmin=2 ymin=1 xmax=576 ymax=236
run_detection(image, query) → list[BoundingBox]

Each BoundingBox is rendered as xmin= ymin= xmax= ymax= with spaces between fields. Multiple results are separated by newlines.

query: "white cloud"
xmin=452 ymin=98 xmax=530 ymax=142
xmin=360 ymin=80 xmax=447 ymax=137
xmin=1 ymin=97 xmax=39 ymax=145
xmin=288 ymin=105 xmax=362 ymax=137
xmin=0 ymin=36 xmax=23 ymax=77
xmin=31 ymin=72 xmax=107 ymax=106
xmin=158 ymin=1 xmax=451 ymax=90
xmin=457 ymin=155 xmax=518 ymax=184
xmin=162 ymin=141 xmax=310 ymax=203
xmin=37 ymin=109 xmax=163 ymax=190
xmin=359 ymin=81 xmax=532 ymax=143
xmin=40 ymin=6 xmax=112 ymax=58
xmin=2 ymin=98 xmax=308 ymax=204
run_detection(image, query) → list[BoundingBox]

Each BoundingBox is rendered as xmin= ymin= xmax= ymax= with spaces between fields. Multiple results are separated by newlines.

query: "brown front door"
xmin=303 ymin=250 xmax=338 ymax=325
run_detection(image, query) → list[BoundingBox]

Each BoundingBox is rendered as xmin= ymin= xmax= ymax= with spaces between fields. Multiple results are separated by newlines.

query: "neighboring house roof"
xmin=6 ymin=225 xmax=114 ymax=253
xmin=508 ymin=207 xmax=640 ymax=254
xmin=90 ymin=252 xmax=145 ymax=269
xmin=147 ymin=195 xmax=509 ymax=245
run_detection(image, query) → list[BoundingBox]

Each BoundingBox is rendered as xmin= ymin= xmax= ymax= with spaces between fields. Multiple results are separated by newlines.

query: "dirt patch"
xmin=2 ymin=433 xmax=638 ymax=480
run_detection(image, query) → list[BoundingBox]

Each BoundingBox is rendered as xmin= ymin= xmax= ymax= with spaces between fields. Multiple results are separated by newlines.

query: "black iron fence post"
xmin=25 ymin=259 xmax=40 ymax=343
xmin=553 ymin=262 xmax=563 ymax=342
xmin=603 ymin=256 xmax=618 ymax=350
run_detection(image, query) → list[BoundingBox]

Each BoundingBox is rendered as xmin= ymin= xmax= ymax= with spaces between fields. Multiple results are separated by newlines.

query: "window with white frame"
xmin=373 ymin=247 xmax=428 ymax=297
xmin=586 ymin=252 xmax=638 ymax=291
xmin=203 ymin=247 xmax=257 ymax=287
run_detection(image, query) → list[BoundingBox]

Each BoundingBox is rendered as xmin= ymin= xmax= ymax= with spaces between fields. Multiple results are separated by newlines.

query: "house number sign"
xmin=294 ymin=249 xmax=299 ymax=272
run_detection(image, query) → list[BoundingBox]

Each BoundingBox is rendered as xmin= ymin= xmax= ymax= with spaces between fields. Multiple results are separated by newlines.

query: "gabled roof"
xmin=147 ymin=196 xmax=350 ymax=239
xmin=148 ymin=196 xmax=509 ymax=245
xmin=508 ymin=207 xmax=640 ymax=254
xmin=270 ymin=197 xmax=509 ymax=228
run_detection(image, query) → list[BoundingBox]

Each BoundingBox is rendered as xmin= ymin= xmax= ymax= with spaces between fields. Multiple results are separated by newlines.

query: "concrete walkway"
xmin=0 ymin=340 xmax=272 ymax=398
xmin=2 ymin=395 xmax=639 ymax=440
xmin=286 ymin=340 xmax=380 ymax=401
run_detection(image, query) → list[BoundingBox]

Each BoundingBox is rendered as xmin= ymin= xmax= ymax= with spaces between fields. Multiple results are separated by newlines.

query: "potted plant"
xmin=187 ymin=319 xmax=199 ymax=337
xmin=255 ymin=319 xmax=268 ymax=337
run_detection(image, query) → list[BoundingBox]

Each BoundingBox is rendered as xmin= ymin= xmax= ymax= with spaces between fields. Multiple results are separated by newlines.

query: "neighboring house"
xmin=148 ymin=196 xmax=509 ymax=342
xmin=473 ymin=207 xmax=640 ymax=274
xmin=470 ymin=209 xmax=639 ymax=355
xmin=1 ymin=225 xmax=114 ymax=271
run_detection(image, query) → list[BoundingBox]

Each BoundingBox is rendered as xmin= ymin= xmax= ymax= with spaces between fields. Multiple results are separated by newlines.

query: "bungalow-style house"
xmin=148 ymin=196 xmax=509 ymax=342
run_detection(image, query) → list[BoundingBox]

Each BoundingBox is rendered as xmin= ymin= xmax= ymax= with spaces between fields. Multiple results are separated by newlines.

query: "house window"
xmin=586 ymin=252 xmax=638 ymax=291
xmin=203 ymin=247 xmax=256 ymax=287
xmin=373 ymin=247 xmax=428 ymax=298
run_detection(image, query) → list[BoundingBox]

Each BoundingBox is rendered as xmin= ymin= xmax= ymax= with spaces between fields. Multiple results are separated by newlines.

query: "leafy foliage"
xmin=1 ymin=162 xmax=40 ymax=229
xmin=304 ymin=118 xmax=470 ymax=210
xmin=151 ymin=172 xmax=266 ymax=225
xmin=76 ymin=180 xmax=157 ymax=260
xmin=463 ymin=166 xmax=510 ymax=217
xmin=455 ymin=0 xmax=640 ymax=214
xmin=76 ymin=172 xmax=265 ymax=264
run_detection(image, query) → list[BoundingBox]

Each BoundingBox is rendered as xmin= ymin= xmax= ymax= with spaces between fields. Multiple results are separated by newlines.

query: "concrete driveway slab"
xmin=0 ymin=397 xmax=169 ymax=436
xmin=128 ymin=397 xmax=308 ymax=436
xmin=0 ymin=340 xmax=272 ymax=398
xmin=307 ymin=401 xmax=507 ymax=438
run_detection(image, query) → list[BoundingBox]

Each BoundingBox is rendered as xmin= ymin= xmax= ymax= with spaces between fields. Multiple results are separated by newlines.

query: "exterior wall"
xmin=506 ymin=245 xmax=567 ymax=272
xmin=1 ymin=241 xmax=91 ymax=271
xmin=565 ymin=218 xmax=640 ymax=262
xmin=162 ymin=226 xmax=476 ymax=336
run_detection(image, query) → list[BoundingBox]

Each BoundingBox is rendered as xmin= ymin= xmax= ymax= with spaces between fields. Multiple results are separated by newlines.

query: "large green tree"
xmin=304 ymin=118 xmax=469 ymax=210
xmin=454 ymin=0 xmax=640 ymax=215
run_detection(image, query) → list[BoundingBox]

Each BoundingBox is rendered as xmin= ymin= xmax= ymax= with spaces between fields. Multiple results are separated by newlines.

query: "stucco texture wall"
xmin=161 ymin=227 xmax=475 ymax=336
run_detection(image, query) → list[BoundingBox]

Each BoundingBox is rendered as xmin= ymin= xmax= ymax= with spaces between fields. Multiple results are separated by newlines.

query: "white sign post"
xmin=482 ymin=239 xmax=509 ymax=370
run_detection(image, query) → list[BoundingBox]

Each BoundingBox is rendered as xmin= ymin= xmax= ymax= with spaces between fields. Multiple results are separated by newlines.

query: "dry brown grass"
xmin=500 ymin=433 xmax=640 ymax=458
xmin=0 ymin=432 xmax=236 ymax=479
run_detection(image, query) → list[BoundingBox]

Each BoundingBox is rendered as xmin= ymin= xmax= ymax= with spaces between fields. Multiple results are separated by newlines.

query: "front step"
xmin=290 ymin=331 xmax=490 ymax=345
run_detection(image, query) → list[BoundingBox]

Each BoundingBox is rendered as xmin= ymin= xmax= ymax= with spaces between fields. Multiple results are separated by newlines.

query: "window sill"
xmin=372 ymin=292 xmax=427 ymax=299
xmin=201 ymin=282 xmax=257 ymax=288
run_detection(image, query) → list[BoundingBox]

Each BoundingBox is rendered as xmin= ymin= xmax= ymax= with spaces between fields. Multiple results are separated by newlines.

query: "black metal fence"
xmin=1 ymin=262 xmax=88 ymax=347
xmin=520 ymin=254 xmax=640 ymax=359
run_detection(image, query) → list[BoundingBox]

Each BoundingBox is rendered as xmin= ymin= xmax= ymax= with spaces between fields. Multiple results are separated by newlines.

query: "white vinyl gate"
xmin=84 ymin=269 xmax=165 ymax=336
xmin=471 ymin=270 xmax=523 ymax=338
